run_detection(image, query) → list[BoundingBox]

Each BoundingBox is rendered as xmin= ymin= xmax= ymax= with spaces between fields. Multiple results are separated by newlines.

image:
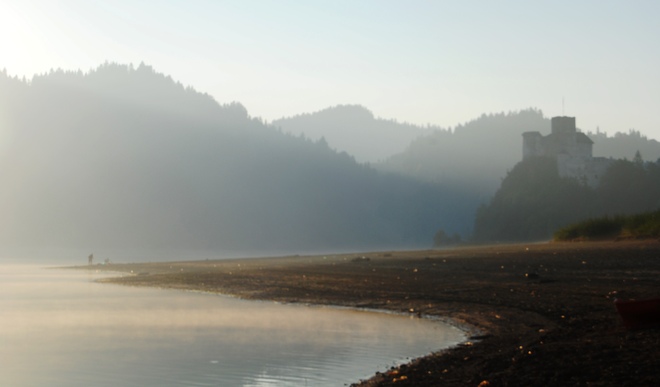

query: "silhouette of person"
xmin=88 ymin=254 xmax=93 ymax=265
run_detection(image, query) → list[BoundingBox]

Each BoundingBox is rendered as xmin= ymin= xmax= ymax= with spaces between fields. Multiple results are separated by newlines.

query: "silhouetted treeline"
xmin=473 ymin=156 xmax=660 ymax=242
xmin=589 ymin=129 xmax=660 ymax=161
xmin=0 ymin=64 xmax=466 ymax=256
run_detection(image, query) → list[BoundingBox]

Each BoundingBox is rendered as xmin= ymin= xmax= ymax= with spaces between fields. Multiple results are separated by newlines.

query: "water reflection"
xmin=0 ymin=264 xmax=464 ymax=386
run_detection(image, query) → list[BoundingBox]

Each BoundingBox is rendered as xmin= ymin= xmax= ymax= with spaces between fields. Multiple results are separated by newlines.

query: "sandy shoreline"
xmin=74 ymin=240 xmax=660 ymax=386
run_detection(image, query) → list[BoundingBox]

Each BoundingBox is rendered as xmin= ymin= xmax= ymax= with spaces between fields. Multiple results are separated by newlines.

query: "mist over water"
xmin=1 ymin=265 xmax=464 ymax=386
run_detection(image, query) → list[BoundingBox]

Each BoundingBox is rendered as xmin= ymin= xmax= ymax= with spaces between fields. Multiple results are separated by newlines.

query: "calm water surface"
xmin=0 ymin=264 xmax=465 ymax=386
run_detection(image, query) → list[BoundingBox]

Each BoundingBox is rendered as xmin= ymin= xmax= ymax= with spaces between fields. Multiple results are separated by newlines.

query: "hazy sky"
xmin=2 ymin=1 xmax=659 ymax=138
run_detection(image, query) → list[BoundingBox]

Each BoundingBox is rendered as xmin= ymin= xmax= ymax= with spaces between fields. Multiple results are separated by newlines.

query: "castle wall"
xmin=576 ymin=141 xmax=593 ymax=160
xmin=557 ymin=155 xmax=612 ymax=187
xmin=522 ymin=131 xmax=543 ymax=159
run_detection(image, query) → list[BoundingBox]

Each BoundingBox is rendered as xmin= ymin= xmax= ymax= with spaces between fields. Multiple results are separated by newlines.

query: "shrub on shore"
xmin=554 ymin=210 xmax=660 ymax=241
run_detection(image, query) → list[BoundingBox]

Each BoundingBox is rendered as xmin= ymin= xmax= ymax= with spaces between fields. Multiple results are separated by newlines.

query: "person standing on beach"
xmin=88 ymin=254 xmax=93 ymax=265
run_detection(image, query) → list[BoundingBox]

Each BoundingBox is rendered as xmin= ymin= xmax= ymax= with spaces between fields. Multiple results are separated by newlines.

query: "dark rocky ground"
xmin=76 ymin=240 xmax=660 ymax=386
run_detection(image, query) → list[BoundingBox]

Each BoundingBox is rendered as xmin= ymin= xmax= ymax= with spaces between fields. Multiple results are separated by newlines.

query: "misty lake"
xmin=1 ymin=264 xmax=465 ymax=386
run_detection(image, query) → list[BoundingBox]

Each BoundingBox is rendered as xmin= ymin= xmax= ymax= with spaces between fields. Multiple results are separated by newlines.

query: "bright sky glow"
xmin=2 ymin=0 xmax=659 ymax=138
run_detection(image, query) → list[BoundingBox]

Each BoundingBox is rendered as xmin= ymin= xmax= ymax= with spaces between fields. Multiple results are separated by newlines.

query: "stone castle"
xmin=522 ymin=116 xmax=612 ymax=187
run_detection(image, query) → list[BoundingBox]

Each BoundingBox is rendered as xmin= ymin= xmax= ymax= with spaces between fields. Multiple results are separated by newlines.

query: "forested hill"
xmin=377 ymin=110 xmax=660 ymax=197
xmin=377 ymin=109 xmax=549 ymax=196
xmin=272 ymin=105 xmax=436 ymax=164
xmin=0 ymin=64 xmax=469 ymax=257
xmin=473 ymin=156 xmax=660 ymax=242
xmin=589 ymin=130 xmax=660 ymax=161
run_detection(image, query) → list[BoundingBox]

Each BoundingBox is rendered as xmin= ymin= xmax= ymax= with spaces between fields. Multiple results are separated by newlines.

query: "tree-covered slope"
xmin=0 ymin=64 xmax=468 ymax=256
xmin=472 ymin=157 xmax=596 ymax=242
xmin=473 ymin=156 xmax=660 ymax=243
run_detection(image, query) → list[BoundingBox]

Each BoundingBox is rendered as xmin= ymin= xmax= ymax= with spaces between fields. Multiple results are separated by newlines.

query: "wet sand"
xmin=76 ymin=240 xmax=660 ymax=386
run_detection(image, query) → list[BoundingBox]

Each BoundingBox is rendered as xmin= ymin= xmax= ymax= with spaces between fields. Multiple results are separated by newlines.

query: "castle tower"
xmin=551 ymin=116 xmax=576 ymax=134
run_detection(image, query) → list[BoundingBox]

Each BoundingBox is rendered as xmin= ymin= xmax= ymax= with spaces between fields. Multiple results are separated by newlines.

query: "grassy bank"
xmin=554 ymin=210 xmax=660 ymax=241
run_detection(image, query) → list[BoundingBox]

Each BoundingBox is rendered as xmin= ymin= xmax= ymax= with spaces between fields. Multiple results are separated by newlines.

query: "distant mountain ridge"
xmin=272 ymin=105 xmax=436 ymax=163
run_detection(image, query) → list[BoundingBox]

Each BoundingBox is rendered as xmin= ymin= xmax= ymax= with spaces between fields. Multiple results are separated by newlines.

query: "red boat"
xmin=614 ymin=298 xmax=660 ymax=330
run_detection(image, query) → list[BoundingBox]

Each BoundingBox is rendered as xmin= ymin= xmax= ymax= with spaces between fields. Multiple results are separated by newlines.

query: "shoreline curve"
xmin=71 ymin=240 xmax=660 ymax=386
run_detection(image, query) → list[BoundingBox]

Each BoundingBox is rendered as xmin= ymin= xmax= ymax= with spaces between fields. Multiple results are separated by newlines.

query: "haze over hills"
xmin=0 ymin=64 xmax=473 ymax=259
xmin=2 ymin=63 xmax=659 ymax=258
xmin=272 ymin=107 xmax=660 ymax=244
xmin=272 ymin=105 xmax=435 ymax=164
xmin=378 ymin=110 xmax=548 ymax=197
xmin=376 ymin=110 xmax=660 ymax=197
xmin=274 ymin=107 xmax=660 ymax=201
